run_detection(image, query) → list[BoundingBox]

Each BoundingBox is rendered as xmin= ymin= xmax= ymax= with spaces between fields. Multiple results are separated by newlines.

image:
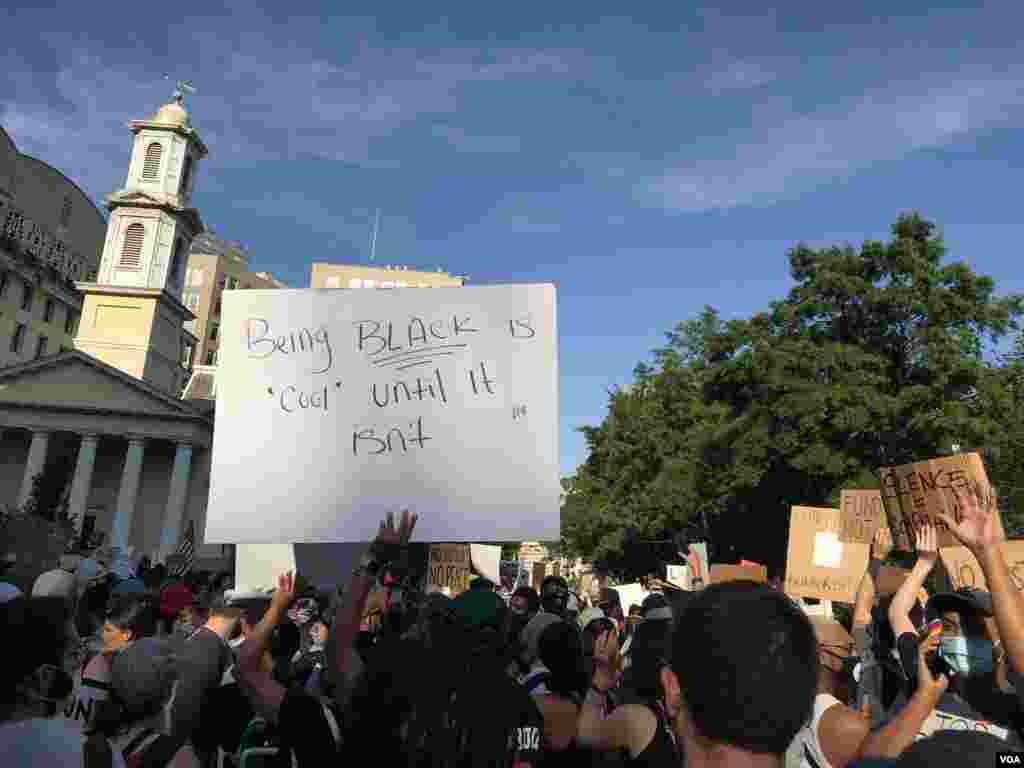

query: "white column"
xmin=67 ymin=434 xmax=100 ymax=533
xmin=158 ymin=442 xmax=193 ymax=562
xmin=16 ymin=429 xmax=51 ymax=509
xmin=110 ymin=437 xmax=146 ymax=578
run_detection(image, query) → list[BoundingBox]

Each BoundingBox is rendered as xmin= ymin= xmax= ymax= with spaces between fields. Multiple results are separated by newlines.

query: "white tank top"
xmin=798 ymin=693 xmax=842 ymax=768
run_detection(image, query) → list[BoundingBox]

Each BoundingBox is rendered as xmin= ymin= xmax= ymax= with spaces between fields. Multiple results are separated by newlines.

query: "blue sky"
xmin=4 ymin=2 xmax=1024 ymax=477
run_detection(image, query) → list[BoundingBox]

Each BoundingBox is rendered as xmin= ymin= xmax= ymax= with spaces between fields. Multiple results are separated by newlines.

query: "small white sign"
xmin=812 ymin=531 xmax=844 ymax=569
xmin=206 ymin=285 xmax=560 ymax=543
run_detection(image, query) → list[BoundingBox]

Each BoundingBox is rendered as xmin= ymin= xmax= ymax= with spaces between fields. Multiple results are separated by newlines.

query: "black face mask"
xmin=541 ymin=585 xmax=569 ymax=616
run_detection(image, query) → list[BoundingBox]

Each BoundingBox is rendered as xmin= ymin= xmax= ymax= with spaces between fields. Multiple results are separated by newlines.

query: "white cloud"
xmin=1 ymin=41 xmax=588 ymax=206
xmin=639 ymin=68 xmax=1024 ymax=212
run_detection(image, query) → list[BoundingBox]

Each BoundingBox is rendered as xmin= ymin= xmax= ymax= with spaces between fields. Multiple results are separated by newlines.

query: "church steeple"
xmin=73 ymin=85 xmax=205 ymax=396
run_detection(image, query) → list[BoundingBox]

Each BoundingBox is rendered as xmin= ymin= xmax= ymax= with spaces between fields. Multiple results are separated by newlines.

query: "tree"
xmin=563 ymin=213 xmax=1023 ymax=577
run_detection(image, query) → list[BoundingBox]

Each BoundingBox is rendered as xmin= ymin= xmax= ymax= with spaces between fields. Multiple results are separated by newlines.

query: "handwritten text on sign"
xmin=205 ymin=285 xmax=560 ymax=544
xmin=878 ymin=452 xmax=996 ymax=551
xmin=428 ymin=544 xmax=472 ymax=595
xmin=839 ymin=490 xmax=885 ymax=545
xmin=939 ymin=542 xmax=1024 ymax=593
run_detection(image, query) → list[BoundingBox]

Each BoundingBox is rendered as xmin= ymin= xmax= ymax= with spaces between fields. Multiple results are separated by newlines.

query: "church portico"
xmin=0 ymin=350 xmax=215 ymax=568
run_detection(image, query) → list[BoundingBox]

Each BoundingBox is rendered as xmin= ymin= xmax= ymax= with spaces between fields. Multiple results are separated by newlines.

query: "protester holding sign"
xmin=937 ymin=484 xmax=1024 ymax=699
xmin=889 ymin=524 xmax=1024 ymax=746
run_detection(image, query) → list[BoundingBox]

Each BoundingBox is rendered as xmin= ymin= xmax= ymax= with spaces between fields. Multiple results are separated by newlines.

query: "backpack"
xmin=83 ymin=729 xmax=180 ymax=768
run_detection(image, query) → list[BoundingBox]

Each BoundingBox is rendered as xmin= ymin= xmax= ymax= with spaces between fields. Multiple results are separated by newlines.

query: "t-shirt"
xmin=276 ymin=687 xmax=341 ymax=767
xmin=896 ymin=631 xmax=1024 ymax=746
xmin=0 ymin=717 xmax=127 ymax=768
xmin=63 ymin=652 xmax=112 ymax=736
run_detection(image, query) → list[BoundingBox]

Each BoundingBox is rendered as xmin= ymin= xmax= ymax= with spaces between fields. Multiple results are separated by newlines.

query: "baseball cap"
xmin=452 ymin=589 xmax=504 ymax=630
xmin=641 ymin=594 xmax=673 ymax=621
xmin=926 ymin=588 xmax=994 ymax=620
xmin=109 ymin=637 xmax=177 ymax=721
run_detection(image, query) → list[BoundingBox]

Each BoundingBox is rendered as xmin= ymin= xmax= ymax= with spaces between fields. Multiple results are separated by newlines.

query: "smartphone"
xmin=919 ymin=619 xmax=942 ymax=641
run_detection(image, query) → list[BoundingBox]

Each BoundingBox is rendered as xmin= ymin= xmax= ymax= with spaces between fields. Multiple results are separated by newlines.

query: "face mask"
xmin=939 ymin=636 xmax=993 ymax=676
xmin=176 ymin=621 xmax=194 ymax=636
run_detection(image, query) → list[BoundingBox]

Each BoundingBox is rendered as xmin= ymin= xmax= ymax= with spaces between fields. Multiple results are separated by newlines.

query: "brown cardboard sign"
xmin=875 ymin=564 xmax=911 ymax=597
xmin=784 ymin=506 xmax=869 ymax=603
xmin=710 ymin=564 xmax=767 ymax=584
xmin=839 ymin=490 xmax=885 ymax=545
xmin=939 ymin=541 xmax=1024 ymax=593
xmin=428 ymin=544 xmax=471 ymax=594
xmin=878 ymin=452 xmax=997 ymax=551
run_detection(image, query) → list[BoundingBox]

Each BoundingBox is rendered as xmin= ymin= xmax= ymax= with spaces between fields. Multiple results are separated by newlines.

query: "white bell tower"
xmin=94 ymin=81 xmax=207 ymax=298
xmin=74 ymin=82 xmax=205 ymax=396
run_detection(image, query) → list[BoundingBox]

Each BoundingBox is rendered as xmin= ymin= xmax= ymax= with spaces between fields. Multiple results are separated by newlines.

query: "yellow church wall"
xmin=81 ymin=293 xmax=157 ymax=343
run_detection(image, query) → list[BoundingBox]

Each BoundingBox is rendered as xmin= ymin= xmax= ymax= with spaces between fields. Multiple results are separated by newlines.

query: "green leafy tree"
xmin=563 ymin=214 xmax=1022 ymax=576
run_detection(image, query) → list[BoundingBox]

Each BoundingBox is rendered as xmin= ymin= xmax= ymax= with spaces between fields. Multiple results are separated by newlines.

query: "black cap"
xmin=641 ymin=594 xmax=673 ymax=621
xmin=926 ymin=588 xmax=993 ymax=620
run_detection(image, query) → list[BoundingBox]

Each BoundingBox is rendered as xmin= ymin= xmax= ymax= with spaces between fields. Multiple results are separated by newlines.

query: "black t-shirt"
xmin=277 ymin=687 xmax=340 ymax=768
xmin=896 ymin=631 xmax=1024 ymax=745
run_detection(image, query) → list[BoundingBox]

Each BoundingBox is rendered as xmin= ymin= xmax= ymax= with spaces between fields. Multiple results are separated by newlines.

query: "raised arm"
xmin=853 ymin=528 xmax=891 ymax=635
xmin=237 ymin=572 xmax=294 ymax=723
xmin=889 ymin=524 xmax=937 ymax=637
xmin=938 ymin=490 xmax=1024 ymax=675
xmin=331 ymin=510 xmax=417 ymax=702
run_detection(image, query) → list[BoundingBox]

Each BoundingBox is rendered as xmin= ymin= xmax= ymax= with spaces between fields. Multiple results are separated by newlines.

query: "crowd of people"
xmin=2 ymin=496 xmax=1024 ymax=767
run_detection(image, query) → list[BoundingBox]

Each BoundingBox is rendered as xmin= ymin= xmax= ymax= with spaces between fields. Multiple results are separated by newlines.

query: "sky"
xmin=3 ymin=1 xmax=1024 ymax=478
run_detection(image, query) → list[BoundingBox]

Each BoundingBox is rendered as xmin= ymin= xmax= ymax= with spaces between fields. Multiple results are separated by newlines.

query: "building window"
xmin=204 ymin=349 xmax=216 ymax=365
xmin=44 ymin=299 xmax=55 ymax=323
xmin=59 ymin=196 xmax=72 ymax=227
xmin=120 ymin=223 xmax=145 ymax=268
xmin=209 ymin=322 xmax=219 ymax=341
xmin=190 ymin=268 xmax=205 ymax=287
xmin=35 ymin=336 xmax=47 ymax=359
xmin=64 ymin=310 xmax=78 ymax=335
xmin=348 ymin=278 xmax=362 ymax=288
xmin=180 ymin=155 xmax=193 ymax=194
xmin=217 ymin=275 xmax=226 ymax=291
xmin=0 ymin=271 xmax=8 ymax=298
xmin=142 ymin=142 xmax=163 ymax=179
xmin=213 ymin=297 xmax=221 ymax=315
xmin=21 ymin=284 xmax=33 ymax=312
xmin=11 ymin=323 xmax=26 ymax=354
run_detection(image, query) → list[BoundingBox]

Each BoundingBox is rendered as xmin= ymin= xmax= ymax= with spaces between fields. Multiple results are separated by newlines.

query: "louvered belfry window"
xmin=120 ymin=223 xmax=145 ymax=268
xmin=142 ymin=142 xmax=163 ymax=179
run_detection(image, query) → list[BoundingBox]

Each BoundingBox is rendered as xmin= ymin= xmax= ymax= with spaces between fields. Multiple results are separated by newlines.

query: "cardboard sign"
xmin=690 ymin=542 xmax=709 ymax=581
xmin=710 ymin=564 xmax=768 ymax=584
xmin=784 ymin=506 xmax=869 ymax=603
xmin=428 ymin=544 xmax=471 ymax=594
xmin=940 ymin=541 xmax=1024 ymax=593
xmin=878 ymin=452 xmax=996 ymax=551
xmin=840 ymin=490 xmax=885 ymax=545
xmin=666 ymin=564 xmax=690 ymax=590
xmin=532 ymin=562 xmax=546 ymax=590
xmin=875 ymin=564 xmax=911 ymax=597
xmin=206 ymin=285 xmax=560 ymax=543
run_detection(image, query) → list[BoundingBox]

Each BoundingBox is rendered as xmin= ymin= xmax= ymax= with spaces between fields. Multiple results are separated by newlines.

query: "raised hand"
xmin=937 ymin=484 xmax=1001 ymax=555
xmin=915 ymin=524 xmax=939 ymax=569
xmin=375 ymin=509 xmax=418 ymax=546
xmin=271 ymin=570 xmax=296 ymax=610
xmin=871 ymin=527 xmax=893 ymax=561
xmin=592 ymin=627 xmax=621 ymax=691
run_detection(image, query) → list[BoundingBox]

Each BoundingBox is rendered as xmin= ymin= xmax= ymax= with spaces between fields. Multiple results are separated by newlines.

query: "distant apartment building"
xmin=310 ymin=262 xmax=464 ymax=290
xmin=181 ymin=232 xmax=288 ymax=368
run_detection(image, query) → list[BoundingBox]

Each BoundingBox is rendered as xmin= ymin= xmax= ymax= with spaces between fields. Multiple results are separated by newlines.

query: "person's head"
xmin=205 ymin=596 xmax=243 ymax=640
xmin=0 ymin=596 xmax=72 ymax=722
xmin=641 ymin=594 xmax=674 ymax=622
xmin=540 ymin=576 xmax=569 ymax=617
xmin=895 ymin=729 xmax=1007 ymax=767
xmin=510 ymin=586 xmax=539 ymax=618
xmin=99 ymin=637 xmax=177 ymax=733
xmin=625 ymin=615 xmax=673 ymax=700
xmin=469 ymin=577 xmax=495 ymax=592
xmin=928 ymin=588 xmax=995 ymax=678
xmin=537 ymin=620 xmax=586 ymax=700
xmin=102 ymin=595 xmax=155 ymax=653
xmin=520 ymin=612 xmax=561 ymax=668
xmin=661 ymin=581 xmax=816 ymax=760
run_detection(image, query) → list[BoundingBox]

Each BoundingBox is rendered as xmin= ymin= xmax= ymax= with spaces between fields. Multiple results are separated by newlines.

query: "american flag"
xmin=168 ymin=520 xmax=195 ymax=577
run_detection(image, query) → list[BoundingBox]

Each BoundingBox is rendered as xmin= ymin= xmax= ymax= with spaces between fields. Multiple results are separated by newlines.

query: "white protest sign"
xmin=235 ymin=544 xmax=296 ymax=592
xmin=666 ymin=564 xmax=690 ymax=590
xmin=470 ymin=544 xmax=502 ymax=584
xmin=206 ymin=285 xmax=560 ymax=543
